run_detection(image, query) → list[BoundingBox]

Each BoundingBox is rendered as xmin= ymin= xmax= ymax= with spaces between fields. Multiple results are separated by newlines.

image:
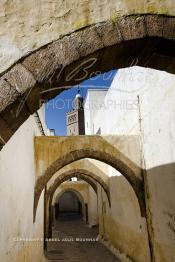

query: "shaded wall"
xmin=90 ymin=67 xmax=175 ymax=261
xmin=96 ymin=175 xmax=150 ymax=262
xmin=0 ymin=111 xmax=46 ymax=262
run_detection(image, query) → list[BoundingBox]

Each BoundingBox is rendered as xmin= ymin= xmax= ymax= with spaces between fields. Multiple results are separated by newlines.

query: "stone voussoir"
xmin=1 ymin=101 xmax=30 ymax=132
xmin=22 ymin=33 xmax=81 ymax=86
xmin=95 ymin=20 xmax=123 ymax=47
xmin=0 ymin=78 xmax=19 ymax=112
xmin=22 ymin=46 xmax=61 ymax=84
xmin=117 ymin=15 xmax=146 ymax=41
xmin=163 ymin=16 xmax=175 ymax=40
xmin=73 ymin=25 xmax=104 ymax=57
xmin=49 ymin=34 xmax=80 ymax=66
xmin=145 ymin=15 xmax=164 ymax=37
xmin=0 ymin=116 xmax=13 ymax=143
xmin=2 ymin=63 xmax=36 ymax=94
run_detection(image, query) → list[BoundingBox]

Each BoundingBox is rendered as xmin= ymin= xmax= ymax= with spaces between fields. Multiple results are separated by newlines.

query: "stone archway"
xmin=1 ymin=14 xmax=175 ymax=147
xmin=48 ymin=158 xmax=109 ymax=185
xmin=34 ymin=135 xmax=145 ymax=221
xmin=47 ymin=169 xmax=110 ymax=207
xmin=45 ymin=168 xmax=110 ymax=238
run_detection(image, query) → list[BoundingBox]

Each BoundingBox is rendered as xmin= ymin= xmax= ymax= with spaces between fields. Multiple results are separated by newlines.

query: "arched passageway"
xmin=47 ymin=168 xmax=110 ymax=207
xmin=49 ymin=158 xmax=110 ymax=184
xmin=46 ymin=167 xmax=111 ymax=238
xmin=51 ymin=188 xmax=87 ymax=229
xmin=34 ymin=135 xmax=145 ymax=222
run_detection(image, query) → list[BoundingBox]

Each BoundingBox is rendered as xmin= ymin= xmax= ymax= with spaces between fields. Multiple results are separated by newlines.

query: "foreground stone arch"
xmin=1 ymin=0 xmax=175 ymax=73
xmin=34 ymin=135 xmax=145 ymax=221
xmin=1 ymin=14 xmax=175 ymax=147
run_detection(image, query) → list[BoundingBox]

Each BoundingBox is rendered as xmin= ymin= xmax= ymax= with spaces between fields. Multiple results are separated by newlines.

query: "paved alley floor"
xmin=46 ymin=213 xmax=119 ymax=262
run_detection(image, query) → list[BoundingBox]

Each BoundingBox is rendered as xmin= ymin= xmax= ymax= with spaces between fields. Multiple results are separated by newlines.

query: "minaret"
xmin=66 ymin=90 xmax=85 ymax=135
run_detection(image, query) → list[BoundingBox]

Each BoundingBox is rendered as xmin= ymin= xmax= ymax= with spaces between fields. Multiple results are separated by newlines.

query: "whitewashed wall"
xmin=0 ymin=108 xmax=46 ymax=262
xmin=84 ymin=89 xmax=107 ymax=134
xmin=85 ymin=66 xmax=175 ymax=261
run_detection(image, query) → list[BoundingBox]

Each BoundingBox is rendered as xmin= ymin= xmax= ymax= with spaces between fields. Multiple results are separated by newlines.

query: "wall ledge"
xmin=98 ymin=234 xmax=133 ymax=262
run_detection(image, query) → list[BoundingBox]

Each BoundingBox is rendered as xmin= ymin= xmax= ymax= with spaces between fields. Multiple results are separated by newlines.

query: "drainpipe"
xmin=137 ymin=95 xmax=154 ymax=262
xmin=34 ymin=112 xmax=45 ymax=136
xmin=44 ymin=186 xmax=47 ymax=251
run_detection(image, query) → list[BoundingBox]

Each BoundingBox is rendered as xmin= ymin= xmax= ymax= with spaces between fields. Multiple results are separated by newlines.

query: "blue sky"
xmin=45 ymin=70 xmax=117 ymax=135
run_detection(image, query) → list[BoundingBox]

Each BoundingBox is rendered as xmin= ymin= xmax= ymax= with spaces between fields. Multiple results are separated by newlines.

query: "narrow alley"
xmin=46 ymin=213 xmax=118 ymax=262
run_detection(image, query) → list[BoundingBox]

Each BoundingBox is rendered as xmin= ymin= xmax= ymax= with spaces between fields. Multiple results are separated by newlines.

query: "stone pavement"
xmin=45 ymin=213 xmax=120 ymax=262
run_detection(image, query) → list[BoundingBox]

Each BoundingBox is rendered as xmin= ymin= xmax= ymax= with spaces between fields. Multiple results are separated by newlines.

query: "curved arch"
xmin=47 ymin=169 xmax=110 ymax=207
xmin=46 ymin=171 xmax=108 ymax=237
xmin=34 ymin=136 xmax=145 ymax=221
xmin=50 ymin=158 xmax=109 ymax=184
xmin=51 ymin=174 xmax=98 ymax=199
xmin=35 ymin=155 xmax=143 ymax=221
xmin=1 ymin=14 xmax=175 ymax=146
